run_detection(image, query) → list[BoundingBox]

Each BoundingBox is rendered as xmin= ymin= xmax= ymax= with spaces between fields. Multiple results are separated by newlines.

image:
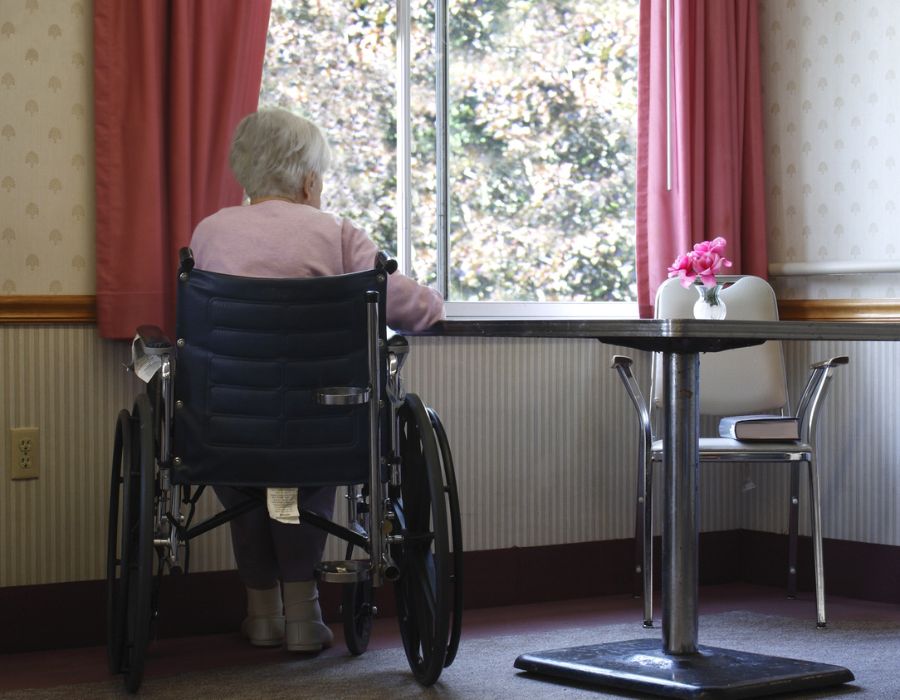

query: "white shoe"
xmin=241 ymin=615 xmax=285 ymax=647
xmin=285 ymin=619 xmax=334 ymax=652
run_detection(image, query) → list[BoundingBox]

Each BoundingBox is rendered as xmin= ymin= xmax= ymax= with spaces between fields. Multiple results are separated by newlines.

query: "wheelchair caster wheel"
xmin=342 ymin=579 xmax=375 ymax=656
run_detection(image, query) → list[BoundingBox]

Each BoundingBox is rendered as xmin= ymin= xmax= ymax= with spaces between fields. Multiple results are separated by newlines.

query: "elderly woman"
xmin=190 ymin=107 xmax=443 ymax=652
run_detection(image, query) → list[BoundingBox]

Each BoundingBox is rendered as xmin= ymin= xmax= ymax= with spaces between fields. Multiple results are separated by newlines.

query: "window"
xmin=261 ymin=0 xmax=399 ymax=253
xmin=261 ymin=0 xmax=639 ymax=318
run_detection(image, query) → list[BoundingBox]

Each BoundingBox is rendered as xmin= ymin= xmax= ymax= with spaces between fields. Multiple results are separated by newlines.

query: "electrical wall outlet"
xmin=10 ymin=427 xmax=40 ymax=480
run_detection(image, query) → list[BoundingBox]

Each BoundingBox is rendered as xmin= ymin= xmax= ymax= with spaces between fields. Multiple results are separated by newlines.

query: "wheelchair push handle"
xmin=374 ymin=251 xmax=398 ymax=274
xmin=178 ymin=246 xmax=195 ymax=274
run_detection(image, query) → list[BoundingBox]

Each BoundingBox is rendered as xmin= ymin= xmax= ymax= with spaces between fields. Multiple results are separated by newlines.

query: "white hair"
xmin=228 ymin=108 xmax=332 ymax=199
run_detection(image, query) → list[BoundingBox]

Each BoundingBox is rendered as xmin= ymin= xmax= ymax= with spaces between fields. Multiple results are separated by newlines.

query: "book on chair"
xmin=718 ymin=414 xmax=800 ymax=441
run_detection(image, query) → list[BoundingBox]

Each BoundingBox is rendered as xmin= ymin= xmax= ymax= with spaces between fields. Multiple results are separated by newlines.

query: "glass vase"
xmin=693 ymin=284 xmax=726 ymax=320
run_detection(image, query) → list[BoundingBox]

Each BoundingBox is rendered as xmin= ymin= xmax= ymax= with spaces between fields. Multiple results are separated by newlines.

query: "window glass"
xmin=261 ymin=0 xmax=638 ymax=306
xmin=443 ymin=0 xmax=639 ymax=301
xmin=410 ymin=0 xmax=440 ymax=287
xmin=261 ymin=0 xmax=398 ymax=253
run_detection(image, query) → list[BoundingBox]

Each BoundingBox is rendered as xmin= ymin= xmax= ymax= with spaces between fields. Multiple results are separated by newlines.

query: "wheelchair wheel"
xmin=106 ymin=394 xmax=156 ymax=693
xmin=106 ymin=410 xmax=132 ymax=674
xmin=426 ymin=407 xmax=463 ymax=668
xmin=391 ymin=393 xmax=457 ymax=686
xmin=341 ymin=578 xmax=374 ymax=655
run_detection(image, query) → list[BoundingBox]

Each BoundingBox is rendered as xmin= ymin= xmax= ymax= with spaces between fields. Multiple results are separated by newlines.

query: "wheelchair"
xmin=106 ymin=248 xmax=462 ymax=693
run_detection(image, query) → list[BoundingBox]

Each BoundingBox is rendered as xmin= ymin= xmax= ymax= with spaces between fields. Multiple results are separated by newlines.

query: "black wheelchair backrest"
xmin=172 ymin=260 xmax=387 ymax=487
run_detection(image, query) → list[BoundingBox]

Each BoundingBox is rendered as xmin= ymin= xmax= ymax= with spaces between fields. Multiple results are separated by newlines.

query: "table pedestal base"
xmin=514 ymin=638 xmax=854 ymax=699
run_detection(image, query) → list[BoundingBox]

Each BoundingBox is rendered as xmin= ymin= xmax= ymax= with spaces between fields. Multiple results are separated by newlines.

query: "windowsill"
xmin=443 ymin=301 xmax=639 ymax=321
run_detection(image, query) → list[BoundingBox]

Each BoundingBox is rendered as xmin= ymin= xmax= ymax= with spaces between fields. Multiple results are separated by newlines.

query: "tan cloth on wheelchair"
xmin=267 ymin=488 xmax=302 ymax=524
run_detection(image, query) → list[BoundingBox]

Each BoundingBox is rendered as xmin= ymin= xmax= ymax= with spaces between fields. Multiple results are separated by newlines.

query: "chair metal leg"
xmin=787 ymin=462 xmax=800 ymax=599
xmin=633 ymin=457 xmax=646 ymax=599
xmin=807 ymin=457 xmax=827 ymax=627
xmin=642 ymin=458 xmax=654 ymax=627
xmin=633 ymin=447 xmax=654 ymax=627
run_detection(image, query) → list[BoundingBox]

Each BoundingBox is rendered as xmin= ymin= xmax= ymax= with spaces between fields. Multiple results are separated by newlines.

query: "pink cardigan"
xmin=190 ymin=201 xmax=444 ymax=331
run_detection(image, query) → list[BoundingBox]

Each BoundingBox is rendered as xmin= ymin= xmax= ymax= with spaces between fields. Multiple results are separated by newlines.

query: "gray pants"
xmin=215 ymin=485 xmax=336 ymax=587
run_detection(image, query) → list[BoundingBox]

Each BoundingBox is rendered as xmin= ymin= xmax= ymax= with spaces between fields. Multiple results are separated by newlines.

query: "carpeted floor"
xmin=3 ymin=610 xmax=897 ymax=699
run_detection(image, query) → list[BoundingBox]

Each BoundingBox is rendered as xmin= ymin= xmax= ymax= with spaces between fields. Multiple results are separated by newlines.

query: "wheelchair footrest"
xmin=315 ymin=559 xmax=372 ymax=584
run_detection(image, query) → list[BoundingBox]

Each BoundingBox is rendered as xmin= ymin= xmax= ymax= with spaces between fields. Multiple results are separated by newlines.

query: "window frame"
xmin=395 ymin=0 xmax=637 ymax=320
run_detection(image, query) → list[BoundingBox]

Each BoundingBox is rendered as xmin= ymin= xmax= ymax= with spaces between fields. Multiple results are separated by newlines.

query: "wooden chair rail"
xmin=777 ymin=299 xmax=900 ymax=322
xmin=0 ymin=295 xmax=96 ymax=324
xmin=1 ymin=296 xmax=898 ymax=324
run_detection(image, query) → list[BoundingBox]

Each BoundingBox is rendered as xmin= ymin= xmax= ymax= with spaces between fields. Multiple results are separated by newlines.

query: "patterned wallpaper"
xmin=1 ymin=1 xmax=898 ymax=302
xmin=760 ymin=0 xmax=900 ymax=300
xmin=0 ymin=0 xmax=95 ymax=296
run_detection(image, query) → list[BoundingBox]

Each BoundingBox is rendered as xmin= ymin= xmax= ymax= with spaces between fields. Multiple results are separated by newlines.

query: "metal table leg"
xmin=514 ymin=351 xmax=854 ymax=698
xmin=662 ymin=351 xmax=700 ymax=654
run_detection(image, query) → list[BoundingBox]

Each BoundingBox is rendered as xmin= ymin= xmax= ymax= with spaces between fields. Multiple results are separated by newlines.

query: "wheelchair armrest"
xmin=136 ymin=325 xmax=173 ymax=354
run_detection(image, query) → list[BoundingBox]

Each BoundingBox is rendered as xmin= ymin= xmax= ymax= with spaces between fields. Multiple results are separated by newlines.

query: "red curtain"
xmin=636 ymin=0 xmax=768 ymax=317
xmin=94 ymin=0 xmax=271 ymax=338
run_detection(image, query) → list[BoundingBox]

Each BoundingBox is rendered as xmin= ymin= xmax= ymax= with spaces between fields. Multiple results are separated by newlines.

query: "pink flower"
xmin=667 ymin=253 xmax=697 ymax=288
xmin=692 ymin=251 xmax=732 ymax=287
xmin=692 ymin=236 xmax=728 ymax=257
xmin=667 ymin=237 xmax=733 ymax=288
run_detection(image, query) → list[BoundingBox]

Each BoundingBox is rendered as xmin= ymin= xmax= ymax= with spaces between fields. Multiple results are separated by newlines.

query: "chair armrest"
xmin=610 ymin=355 xmax=652 ymax=442
xmin=611 ymin=354 xmax=653 ymax=463
xmin=795 ymin=355 xmax=850 ymax=442
xmin=611 ymin=354 xmax=634 ymax=370
xmin=811 ymin=355 xmax=849 ymax=369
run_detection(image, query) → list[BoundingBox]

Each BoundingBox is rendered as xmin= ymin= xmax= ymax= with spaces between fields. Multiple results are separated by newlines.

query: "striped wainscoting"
xmin=3 ymin=326 xmax=897 ymax=590
xmin=740 ymin=340 xmax=900 ymax=546
xmin=398 ymin=336 xmax=742 ymax=554
xmin=1 ymin=326 xmax=137 ymax=587
xmin=0 ymin=325 xmax=233 ymax=587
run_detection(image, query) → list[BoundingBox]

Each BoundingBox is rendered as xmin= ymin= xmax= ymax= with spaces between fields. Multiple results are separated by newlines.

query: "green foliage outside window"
xmin=260 ymin=0 xmax=638 ymax=302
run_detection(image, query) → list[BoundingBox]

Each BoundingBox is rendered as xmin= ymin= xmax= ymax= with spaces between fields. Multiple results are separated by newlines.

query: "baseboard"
xmin=737 ymin=530 xmax=900 ymax=605
xmin=0 ymin=539 xmax=635 ymax=655
xmin=2 ymin=531 xmax=896 ymax=654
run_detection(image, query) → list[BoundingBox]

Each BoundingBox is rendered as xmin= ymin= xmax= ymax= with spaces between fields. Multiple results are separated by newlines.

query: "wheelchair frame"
xmin=107 ymin=250 xmax=462 ymax=693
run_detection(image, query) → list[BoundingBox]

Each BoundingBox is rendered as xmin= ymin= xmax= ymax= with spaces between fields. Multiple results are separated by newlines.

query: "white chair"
xmin=612 ymin=275 xmax=848 ymax=628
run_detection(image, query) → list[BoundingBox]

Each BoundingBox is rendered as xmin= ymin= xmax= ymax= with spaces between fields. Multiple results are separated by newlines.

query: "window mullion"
xmin=396 ymin=0 xmax=412 ymax=275
xmin=434 ymin=0 xmax=449 ymax=298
